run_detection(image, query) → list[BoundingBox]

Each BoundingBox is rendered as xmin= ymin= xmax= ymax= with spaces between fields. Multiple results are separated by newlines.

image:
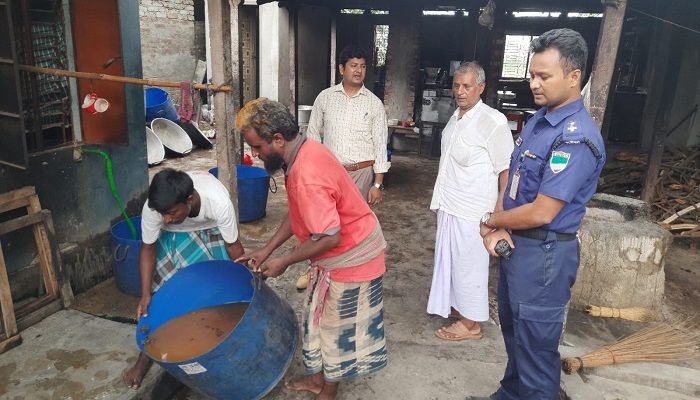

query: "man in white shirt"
xmin=427 ymin=62 xmax=514 ymax=340
xmin=123 ymin=168 xmax=244 ymax=389
xmin=307 ymin=45 xmax=390 ymax=207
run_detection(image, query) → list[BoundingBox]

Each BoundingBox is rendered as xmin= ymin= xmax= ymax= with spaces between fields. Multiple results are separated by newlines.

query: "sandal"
xmin=435 ymin=321 xmax=482 ymax=341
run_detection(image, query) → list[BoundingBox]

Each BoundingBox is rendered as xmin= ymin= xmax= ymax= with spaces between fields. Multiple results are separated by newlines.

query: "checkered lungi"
xmin=302 ymin=272 xmax=387 ymax=382
xmin=151 ymin=228 xmax=229 ymax=292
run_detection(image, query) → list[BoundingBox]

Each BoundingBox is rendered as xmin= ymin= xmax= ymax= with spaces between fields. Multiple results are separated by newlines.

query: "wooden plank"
xmin=0 ymin=186 xmax=35 ymax=207
xmin=42 ymin=212 xmax=74 ymax=307
xmin=0 ymin=197 xmax=33 ymax=214
xmin=0 ymin=335 xmax=22 ymax=354
xmin=27 ymin=196 xmax=59 ymax=298
xmin=0 ymin=209 xmax=49 ymax=236
xmin=14 ymin=295 xmax=56 ymax=319
xmin=0 ymin=246 xmax=18 ymax=338
xmin=16 ymin=299 xmax=62 ymax=332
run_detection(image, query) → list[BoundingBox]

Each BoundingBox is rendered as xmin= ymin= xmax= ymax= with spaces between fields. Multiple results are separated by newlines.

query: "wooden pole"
xmin=208 ymin=0 xmax=241 ymax=206
xmin=589 ymin=0 xmax=628 ymax=130
xmin=639 ymin=10 xmax=686 ymax=203
xmin=640 ymin=127 xmax=665 ymax=203
xmin=289 ymin=5 xmax=298 ymax=117
xmin=17 ymin=64 xmax=233 ymax=92
xmin=329 ymin=13 xmax=337 ymax=86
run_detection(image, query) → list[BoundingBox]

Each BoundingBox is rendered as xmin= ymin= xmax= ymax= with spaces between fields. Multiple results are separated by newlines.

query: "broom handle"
xmin=18 ymin=64 xmax=233 ymax=93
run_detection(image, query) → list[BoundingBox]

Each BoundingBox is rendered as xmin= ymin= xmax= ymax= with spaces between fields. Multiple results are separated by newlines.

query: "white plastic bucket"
xmin=297 ymin=105 xmax=313 ymax=124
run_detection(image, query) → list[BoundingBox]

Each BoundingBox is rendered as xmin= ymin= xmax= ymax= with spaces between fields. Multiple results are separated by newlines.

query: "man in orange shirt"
xmin=236 ymin=98 xmax=388 ymax=400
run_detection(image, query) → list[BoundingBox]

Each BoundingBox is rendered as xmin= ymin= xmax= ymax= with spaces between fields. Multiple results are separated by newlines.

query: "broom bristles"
xmin=562 ymin=320 xmax=700 ymax=374
xmin=585 ymin=305 xmax=656 ymax=322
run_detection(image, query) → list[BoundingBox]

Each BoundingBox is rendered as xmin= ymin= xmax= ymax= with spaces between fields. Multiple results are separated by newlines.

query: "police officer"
xmin=469 ymin=29 xmax=606 ymax=400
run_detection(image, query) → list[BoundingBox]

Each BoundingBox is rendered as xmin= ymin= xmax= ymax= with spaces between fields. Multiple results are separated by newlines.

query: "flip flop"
xmin=435 ymin=321 xmax=482 ymax=341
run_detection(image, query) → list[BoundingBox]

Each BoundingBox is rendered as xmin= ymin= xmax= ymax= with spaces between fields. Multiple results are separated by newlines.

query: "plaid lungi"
xmin=302 ymin=274 xmax=387 ymax=382
xmin=151 ymin=228 xmax=229 ymax=292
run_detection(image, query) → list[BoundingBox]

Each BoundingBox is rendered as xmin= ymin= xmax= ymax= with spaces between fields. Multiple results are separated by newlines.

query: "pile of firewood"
xmin=598 ymin=146 xmax=699 ymax=237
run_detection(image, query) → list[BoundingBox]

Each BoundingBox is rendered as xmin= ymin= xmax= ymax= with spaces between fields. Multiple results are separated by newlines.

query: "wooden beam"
xmin=18 ymin=64 xmax=233 ymax=92
xmin=16 ymin=299 xmax=63 ymax=332
xmin=329 ymin=14 xmax=336 ymax=86
xmin=208 ymin=0 xmax=242 ymax=210
xmin=0 ymin=210 xmax=49 ymax=236
xmin=289 ymin=5 xmax=298 ymax=117
xmin=639 ymin=8 xmax=686 ymax=202
xmin=0 ymin=335 xmax=22 ymax=354
xmin=0 ymin=186 xmax=34 ymax=207
xmin=27 ymin=197 xmax=59 ymax=299
xmin=42 ymin=211 xmax=74 ymax=307
xmin=0 ymin=246 xmax=18 ymax=341
xmin=589 ymin=0 xmax=628 ymax=130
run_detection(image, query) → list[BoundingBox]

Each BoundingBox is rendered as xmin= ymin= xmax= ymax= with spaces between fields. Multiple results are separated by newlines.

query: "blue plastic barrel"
xmin=110 ymin=216 xmax=142 ymax=297
xmin=136 ymin=260 xmax=298 ymax=400
xmin=145 ymin=88 xmax=179 ymax=122
xmin=209 ymin=165 xmax=271 ymax=223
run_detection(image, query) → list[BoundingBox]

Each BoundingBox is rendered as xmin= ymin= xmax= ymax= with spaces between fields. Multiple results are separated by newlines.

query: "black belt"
xmin=512 ymin=228 xmax=577 ymax=241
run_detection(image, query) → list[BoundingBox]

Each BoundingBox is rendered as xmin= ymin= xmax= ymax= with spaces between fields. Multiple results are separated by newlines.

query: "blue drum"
xmin=136 ymin=260 xmax=297 ymax=400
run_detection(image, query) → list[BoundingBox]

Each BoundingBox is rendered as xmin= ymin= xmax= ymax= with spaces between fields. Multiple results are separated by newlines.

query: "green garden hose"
xmin=81 ymin=147 xmax=137 ymax=240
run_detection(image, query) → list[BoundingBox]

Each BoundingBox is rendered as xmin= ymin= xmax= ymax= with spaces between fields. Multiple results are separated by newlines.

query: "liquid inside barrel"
xmin=144 ymin=302 xmax=248 ymax=363
xmin=135 ymin=260 xmax=298 ymax=400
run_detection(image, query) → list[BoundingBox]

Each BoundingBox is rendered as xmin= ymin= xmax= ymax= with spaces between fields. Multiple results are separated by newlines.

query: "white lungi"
xmin=427 ymin=210 xmax=489 ymax=321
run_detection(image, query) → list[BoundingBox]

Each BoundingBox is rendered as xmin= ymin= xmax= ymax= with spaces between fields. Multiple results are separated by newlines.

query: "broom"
xmin=562 ymin=320 xmax=700 ymax=375
xmin=585 ymin=305 xmax=656 ymax=322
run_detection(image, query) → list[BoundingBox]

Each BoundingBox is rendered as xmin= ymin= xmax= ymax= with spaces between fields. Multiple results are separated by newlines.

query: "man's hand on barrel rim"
xmin=136 ymin=294 xmax=152 ymax=321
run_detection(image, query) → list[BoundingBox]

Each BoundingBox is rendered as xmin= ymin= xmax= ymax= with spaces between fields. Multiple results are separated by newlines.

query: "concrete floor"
xmin=2 ymin=146 xmax=699 ymax=400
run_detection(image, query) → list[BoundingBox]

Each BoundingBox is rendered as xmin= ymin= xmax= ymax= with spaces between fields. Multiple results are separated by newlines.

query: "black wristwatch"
xmin=373 ymin=182 xmax=385 ymax=191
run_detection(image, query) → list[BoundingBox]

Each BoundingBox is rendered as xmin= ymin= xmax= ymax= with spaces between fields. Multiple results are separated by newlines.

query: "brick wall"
xmin=140 ymin=0 xmax=195 ymax=22
xmin=139 ymin=0 xmax=204 ymax=105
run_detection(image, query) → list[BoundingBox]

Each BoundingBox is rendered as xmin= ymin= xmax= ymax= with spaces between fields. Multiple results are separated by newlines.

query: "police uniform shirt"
xmin=503 ymin=98 xmax=605 ymax=234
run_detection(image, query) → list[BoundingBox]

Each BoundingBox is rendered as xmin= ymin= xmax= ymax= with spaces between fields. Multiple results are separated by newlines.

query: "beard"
xmin=263 ymin=152 xmax=284 ymax=174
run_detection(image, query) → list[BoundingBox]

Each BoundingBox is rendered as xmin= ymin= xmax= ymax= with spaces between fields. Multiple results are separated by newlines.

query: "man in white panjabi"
xmin=427 ymin=62 xmax=514 ymax=341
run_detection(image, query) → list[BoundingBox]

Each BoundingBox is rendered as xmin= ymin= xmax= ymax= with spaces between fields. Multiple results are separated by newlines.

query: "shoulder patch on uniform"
xmin=550 ymin=150 xmax=571 ymax=174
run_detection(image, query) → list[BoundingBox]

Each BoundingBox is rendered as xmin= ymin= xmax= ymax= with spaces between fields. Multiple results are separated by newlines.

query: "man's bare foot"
xmin=122 ymin=352 xmax=153 ymax=389
xmin=316 ymin=381 xmax=338 ymax=400
xmin=285 ymin=373 xmax=324 ymax=395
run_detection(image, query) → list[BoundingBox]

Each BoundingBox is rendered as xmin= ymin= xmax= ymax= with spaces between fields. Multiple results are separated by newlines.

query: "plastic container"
xmin=178 ymin=121 xmax=213 ymax=149
xmin=297 ymin=105 xmax=313 ymax=124
xmin=136 ymin=260 xmax=297 ymax=400
xmin=110 ymin=216 xmax=142 ymax=297
xmin=209 ymin=165 xmax=273 ymax=223
xmin=145 ymin=87 xmax=179 ymax=122
xmin=145 ymin=127 xmax=165 ymax=166
xmin=151 ymin=118 xmax=193 ymax=157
